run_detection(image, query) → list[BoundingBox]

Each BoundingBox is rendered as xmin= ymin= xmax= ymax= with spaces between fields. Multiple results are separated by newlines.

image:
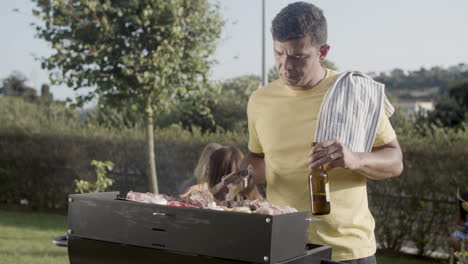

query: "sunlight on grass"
xmin=0 ymin=210 xmax=69 ymax=264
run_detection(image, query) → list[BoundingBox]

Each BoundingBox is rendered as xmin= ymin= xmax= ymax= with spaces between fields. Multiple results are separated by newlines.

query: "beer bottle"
xmin=308 ymin=166 xmax=330 ymax=215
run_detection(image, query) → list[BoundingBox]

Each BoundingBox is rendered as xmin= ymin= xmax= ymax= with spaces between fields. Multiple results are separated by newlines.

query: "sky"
xmin=1 ymin=0 xmax=468 ymax=101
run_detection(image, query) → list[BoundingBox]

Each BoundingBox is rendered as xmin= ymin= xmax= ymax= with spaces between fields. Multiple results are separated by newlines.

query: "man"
xmin=240 ymin=2 xmax=403 ymax=263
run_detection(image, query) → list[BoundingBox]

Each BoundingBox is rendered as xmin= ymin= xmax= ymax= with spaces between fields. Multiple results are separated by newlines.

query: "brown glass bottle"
xmin=308 ymin=166 xmax=330 ymax=215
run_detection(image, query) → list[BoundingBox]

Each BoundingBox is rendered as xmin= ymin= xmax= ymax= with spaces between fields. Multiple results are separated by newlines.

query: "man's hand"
xmin=308 ymin=138 xmax=403 ymax=179
xmin=226 ymin=165 xmax=256 ymax=197
xmin=308 ymin=139 xmax=361 ymax=171
xmin=240 ymin=152 xmax=266 ymax=184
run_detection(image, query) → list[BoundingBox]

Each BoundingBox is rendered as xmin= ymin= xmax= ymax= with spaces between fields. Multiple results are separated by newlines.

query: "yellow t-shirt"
xmin=247 ymin=69 xmax=396 ymax=261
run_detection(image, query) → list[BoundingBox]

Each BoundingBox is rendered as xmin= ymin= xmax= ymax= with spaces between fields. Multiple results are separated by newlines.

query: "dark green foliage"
xmin=40 ymin=84 xmax=53 ymax=102
xmin=0 ymin=71 xmax=55 ymax=105
xmin=85 ymin=100 xmax=144 ymax=129
xmin=0 ymin=72 xmax=38 ymax=102
xmin=153 ymin=75 xmax=260 ymax=133
xmin=155 ymin=84 xmax=219 ymax=132
xmin=268 ymin=66 xmax=279 ymax=83
xmin=427 ymin=96 xmax=465 ymax=128
xmin=374 ymin=64 xmax=468 ymax=100
xmin=211 ymin=75 xmax=260 ymax=132
xmin=448 ymin=80 xmax=468 ymax=109
xmin=409 ymin=80 xmax=468 ymax=130
xmin=321 ymin=59 xmax=338 ymax=71
xmin=369 ymin=113 xmax=467 ymax=256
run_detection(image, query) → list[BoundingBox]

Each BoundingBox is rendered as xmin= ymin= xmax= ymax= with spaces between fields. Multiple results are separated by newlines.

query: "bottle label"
xmin=325 ymin=182 xmax=330 ymax=202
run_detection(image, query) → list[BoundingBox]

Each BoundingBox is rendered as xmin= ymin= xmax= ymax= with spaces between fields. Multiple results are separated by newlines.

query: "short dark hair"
xmin=271 ymin=2 xmax=327 ymax=46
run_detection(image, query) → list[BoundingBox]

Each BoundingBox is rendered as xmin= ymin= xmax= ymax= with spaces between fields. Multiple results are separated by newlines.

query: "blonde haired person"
xmin=178 ymin=142 xmax=222 ymax=194
xmin=181 ymin=146 xmax=263 ymax=202
xmin=207 ymin=146 xmax=263 ymax=201
xmin=194 ymin=142 xmax=223 ymax=184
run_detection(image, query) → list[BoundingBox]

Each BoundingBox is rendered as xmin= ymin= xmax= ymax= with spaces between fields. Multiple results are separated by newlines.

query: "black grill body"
xmin=67 ymin=192 xmax=331 ymax=264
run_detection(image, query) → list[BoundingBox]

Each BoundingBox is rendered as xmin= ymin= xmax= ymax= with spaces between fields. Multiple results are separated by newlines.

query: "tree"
xmin=268 ymin=67 xmax=278 ymax=83
xmin=427 ymin=96 xmax=465 ymax=128
xmin=40 ymin=84 xmax=54 ymax=102
xmin=448 ymin=80 xmax=468 ymax=111
xmin=0 ymin=72 xmax=37 ymax=102
xmin=212 ymin=75 xmax=259 ymax=132
xmin=427 ymin=80 xmax=468 ymax=128
xmin=85 ymin=98 xmax=144 ymax=129
xmin=154 ymin=75 xmax=259 ymax=133
xmin=321 ymin=59 xmax=338 ymax=71
xmin=32 ymin=0 xmax=224 ymax=193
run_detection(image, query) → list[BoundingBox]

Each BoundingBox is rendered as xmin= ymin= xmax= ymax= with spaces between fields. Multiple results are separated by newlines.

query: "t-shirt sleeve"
xmin=247 ymin=95 xmax=263 ymax=153
xmin=372 ymin=109 xmax=397 ymax=147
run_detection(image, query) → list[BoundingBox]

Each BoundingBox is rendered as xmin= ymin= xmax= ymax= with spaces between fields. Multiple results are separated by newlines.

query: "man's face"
xmin=273 ymin=37 xmax=328 ymax=88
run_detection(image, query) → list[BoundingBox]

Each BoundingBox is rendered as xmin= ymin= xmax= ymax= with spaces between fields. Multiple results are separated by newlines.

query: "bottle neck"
xmin=310 ymin=166 xmax=327 ymax=174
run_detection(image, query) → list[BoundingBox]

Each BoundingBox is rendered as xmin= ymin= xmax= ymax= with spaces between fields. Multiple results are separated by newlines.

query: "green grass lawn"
xmin=0 ymin=210 xmax=443 ymax=264
xmin=0 ymin=210 xmax=69 ymax=264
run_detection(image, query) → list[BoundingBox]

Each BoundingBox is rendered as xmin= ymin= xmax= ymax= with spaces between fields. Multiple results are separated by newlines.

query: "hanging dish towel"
xmin=314 ymin=71 xmax=394 ymax=152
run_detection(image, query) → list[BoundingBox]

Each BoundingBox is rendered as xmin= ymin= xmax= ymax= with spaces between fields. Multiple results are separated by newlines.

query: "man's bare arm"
xmin=308 ymin=139 xmax=403 ymax=180
xmin=240 ymin=151 xmax=266 ymax=184
xmin=355 ymin=139 xmax=403 ymax=179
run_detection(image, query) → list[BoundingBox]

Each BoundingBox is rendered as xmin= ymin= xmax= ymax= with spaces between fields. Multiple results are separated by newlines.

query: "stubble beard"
xmin=280 ymin=71 xmax=303 ymax=86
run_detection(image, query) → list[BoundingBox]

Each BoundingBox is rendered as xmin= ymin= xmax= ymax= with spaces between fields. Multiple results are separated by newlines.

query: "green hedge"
xmin=369 ymin=124 xmax=467 ymax=257
xmin=0 ymin=127 xmax=247 ymax=208
xmin=0 ymin=129 xmax=247 ymax=207
xmin=0 ymin=97 xmax=247 ymax=209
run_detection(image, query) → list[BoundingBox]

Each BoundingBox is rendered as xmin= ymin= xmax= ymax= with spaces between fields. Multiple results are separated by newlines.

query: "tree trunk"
xmin=145 ymin=97 xmax=159 ymax=194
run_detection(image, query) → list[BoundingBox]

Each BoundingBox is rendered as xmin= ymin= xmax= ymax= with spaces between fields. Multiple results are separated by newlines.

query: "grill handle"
xmin=152 ymin=212 xmax=168 ymax=217
xmin=305 ymin=217 xmax=321 ymax=222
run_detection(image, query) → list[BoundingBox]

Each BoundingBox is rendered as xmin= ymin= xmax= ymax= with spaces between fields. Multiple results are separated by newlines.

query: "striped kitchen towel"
xmin=314 ymin=71 xmax=394 ymax=152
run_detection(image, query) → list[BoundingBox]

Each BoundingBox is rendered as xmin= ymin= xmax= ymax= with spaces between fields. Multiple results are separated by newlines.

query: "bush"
xmin=0 ymin=97 xmax=247 ymax=209
xmin=75 ymin=160 xmax=115 ymax=193
xmin=369 ymin=112 xmax=468 ymax=257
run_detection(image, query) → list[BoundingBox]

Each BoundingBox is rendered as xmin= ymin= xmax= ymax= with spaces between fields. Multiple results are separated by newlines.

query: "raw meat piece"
xmin=126 ymin=191 xmax=168 ymax=205
xmin=167 ymin=201 xmax=198 ymax=208
xmin=180 ymin=189 xmax=216 ymax=208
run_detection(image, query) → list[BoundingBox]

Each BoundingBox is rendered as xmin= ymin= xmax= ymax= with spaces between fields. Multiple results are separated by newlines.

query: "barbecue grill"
xmin=64 ymin=191 xmax=333 ymax=264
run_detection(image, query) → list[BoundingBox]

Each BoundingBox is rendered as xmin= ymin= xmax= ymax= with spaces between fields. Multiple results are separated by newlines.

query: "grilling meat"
xmin=126 ymin=191 xmax=169 ymax=205
xmin=218 ymin=199 xmax=297 ymax=215
xmin=219 ymin=199 xmax=271 ymax=210
xmin=180 ymin=189 xmax=216 ymax=208
xmin=126 ymin=190 xmax=297 ymax=215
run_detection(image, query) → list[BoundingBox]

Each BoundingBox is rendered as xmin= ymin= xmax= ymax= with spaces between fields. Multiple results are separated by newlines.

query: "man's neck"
xmin=290 ymin=67 xmax=327 ymax=91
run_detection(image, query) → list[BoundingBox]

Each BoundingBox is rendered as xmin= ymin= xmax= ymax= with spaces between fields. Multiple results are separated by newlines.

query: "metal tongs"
xmin=209 ymin=169 xmax=251 ymax=201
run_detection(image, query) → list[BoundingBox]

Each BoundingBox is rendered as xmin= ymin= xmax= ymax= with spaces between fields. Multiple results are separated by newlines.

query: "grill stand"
xmin=68 ymin=236 xmax=332 ymax=264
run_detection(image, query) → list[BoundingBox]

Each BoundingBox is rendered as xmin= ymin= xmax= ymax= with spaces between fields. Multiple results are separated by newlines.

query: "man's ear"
xmin=319 ymin=45 xmax=330 ymax=62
